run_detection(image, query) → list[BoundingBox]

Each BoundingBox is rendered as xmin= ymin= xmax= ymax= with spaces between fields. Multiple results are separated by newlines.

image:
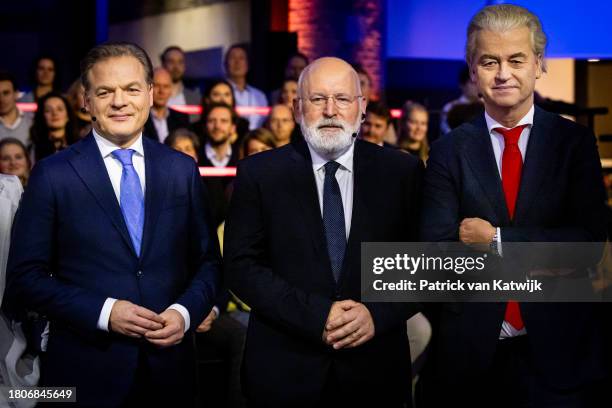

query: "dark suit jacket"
xmin=421 ymin=107 xmax=607 ymax=394
xmin=143 ymin=108 xmax=190 ymax=143
xmin=5 ymin=133 xmax=220 ymax=407
xmin=199 ymin=145 xmax=240 ymax=227
xmin=224 ymin=139 xmax=423 ymax=407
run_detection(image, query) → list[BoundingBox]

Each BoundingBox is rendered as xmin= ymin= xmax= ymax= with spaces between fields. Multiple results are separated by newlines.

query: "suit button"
xmin=136 ymin=270 xmax=143 ymax=277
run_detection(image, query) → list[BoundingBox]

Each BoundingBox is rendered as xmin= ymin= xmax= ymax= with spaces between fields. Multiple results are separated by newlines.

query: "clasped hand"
xmin=322 ymin=300 xmax=374 ymax=350
xmin=109 ymin=300 xmax=185 ymax=347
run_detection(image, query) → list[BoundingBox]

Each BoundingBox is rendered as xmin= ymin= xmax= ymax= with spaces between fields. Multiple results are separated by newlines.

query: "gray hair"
xmin=80 ymin=42 xmax=153 ymax=91
xmin=466 ymin=4 xmax=547 ymax=72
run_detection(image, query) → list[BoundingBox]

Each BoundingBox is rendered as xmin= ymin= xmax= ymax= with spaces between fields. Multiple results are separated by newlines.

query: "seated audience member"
xmin=240 ymin=128 xmax=276 ymax=159
xmin=446 ymin=101 xmax=485 ymax=130
xmin=144 ymin=67 xmax=190 ymax=143
xmin=278 ymin=78 xmax=298 ymax=107
xmin=270 ymin=52 xmax=309 ymax=104
xmin=199 ymin=79 xmax=249 ymax=145
xmin=65 ymin=79 xmax=92 ymax=139
xmin=224 ymin=44 xmax=268 ymax=129
xmin=0 ymin=72 xmax=33 ymax=148
xmin=0 ymin=138 xmax=31 ymax=186
xmin=440 ymin=65 xmax=480 ymax=134
xmin=30 ymin=92 xmax=78 ymax=162
xmin=19 ymin=56 xmax=58 ymax=103
xmin=160 ymin=45 xmax=201 ymax=107
xmin=165 ymin=127 xmax=200 ymax=162
xmin=352 ymin=63 xmax=373 ymax=102
xmin=200 ymin=102 xmax=239 ymax=227
xmin=267 ymin=104 xmax=295 ymax=147
xmin=361 ymin=101 xmax=394 ymax=147
xmin=398 ymin=102 xmax=429 ymax=163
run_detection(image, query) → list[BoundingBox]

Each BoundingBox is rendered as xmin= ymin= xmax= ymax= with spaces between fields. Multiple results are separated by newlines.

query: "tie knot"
xmin=495 ymin=125 xmax=528 ymax=146
xmin=112 ymin=149 xmax=136 ymax=167
xmin=324 ymin=161 xmax=341 ymax=177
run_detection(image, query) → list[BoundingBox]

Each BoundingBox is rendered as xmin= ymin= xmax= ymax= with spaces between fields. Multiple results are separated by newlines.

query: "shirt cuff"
xmin=212 ymin=306 xmax=220 ymax=318
xmin=496 ymin=227 xmax=503 ymax=257
xmin=167 ymin=303 xmax=190 ymax=333
xmin=97 ymin=297 xmax=117 ymax=332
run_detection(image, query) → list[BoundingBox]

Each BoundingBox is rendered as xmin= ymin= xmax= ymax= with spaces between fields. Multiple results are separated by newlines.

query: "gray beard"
xmin=300 ymin=117 xmax=360 ymax=160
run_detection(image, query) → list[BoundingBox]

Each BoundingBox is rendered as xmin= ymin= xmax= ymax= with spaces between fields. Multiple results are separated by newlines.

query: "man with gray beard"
xmin=224 ymin=57 xmax=423 ymax=407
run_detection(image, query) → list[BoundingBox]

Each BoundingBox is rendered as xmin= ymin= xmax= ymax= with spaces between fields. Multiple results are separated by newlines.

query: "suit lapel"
xmin=463 ymin=116 xmax=510 ymax=226
xmin=140 ymin=137 xmax=172 ymax=260
xmin=514 ymin=107 xmax=554 ymax=222
xmin=289 ymin=141 xmax=335 ymax=284
xmin=68 ymin=134 xmax=135 ymax=255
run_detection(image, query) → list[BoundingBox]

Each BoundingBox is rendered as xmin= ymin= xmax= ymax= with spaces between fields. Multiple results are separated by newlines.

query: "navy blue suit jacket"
xmin=421 ymin=107 xmax=607 ymax=392
xmin=5 ymin=133 xmax=220 ymax=406
xmin=224 ymin=139 xmax=422 ymax=407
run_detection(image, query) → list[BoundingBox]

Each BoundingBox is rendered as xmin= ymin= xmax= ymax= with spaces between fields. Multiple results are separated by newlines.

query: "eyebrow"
xmin=94 ymin=82 xmax=143 ymax=92
xmin=508 ymin=52 xmax=528 ymax=59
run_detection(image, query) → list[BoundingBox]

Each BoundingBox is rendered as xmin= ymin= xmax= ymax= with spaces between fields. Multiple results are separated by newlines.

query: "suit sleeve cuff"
xmin=97 ymin=298 xmax=117 ymax=332
xmin=168 ymin=303 xmax=190 ymax=333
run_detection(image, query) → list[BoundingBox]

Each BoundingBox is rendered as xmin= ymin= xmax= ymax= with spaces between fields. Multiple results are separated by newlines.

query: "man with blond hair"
xmin=225 ymin=57 xmax=422 ymax=407
xmin=422 ymin=4 xmax=607 ymax=407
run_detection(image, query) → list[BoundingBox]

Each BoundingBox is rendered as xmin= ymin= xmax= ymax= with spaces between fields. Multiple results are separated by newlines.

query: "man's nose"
xmin=323 ymin=96 xmax=337 ymax=117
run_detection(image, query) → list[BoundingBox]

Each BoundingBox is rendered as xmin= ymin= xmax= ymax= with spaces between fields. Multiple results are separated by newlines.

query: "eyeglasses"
xmin=303 ymin=94 xmax=363 ymax=109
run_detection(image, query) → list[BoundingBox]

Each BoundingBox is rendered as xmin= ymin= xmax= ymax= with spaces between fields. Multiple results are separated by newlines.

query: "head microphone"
xmin=91 ymin=116 xmax=97 ymax=122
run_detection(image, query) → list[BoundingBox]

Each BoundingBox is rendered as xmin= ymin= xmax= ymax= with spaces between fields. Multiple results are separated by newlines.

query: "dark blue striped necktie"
xmin=323 ymin=161 xmax=346 ymax=282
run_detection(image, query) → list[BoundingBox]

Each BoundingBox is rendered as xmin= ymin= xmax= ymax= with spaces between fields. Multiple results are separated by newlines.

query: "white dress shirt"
xmin=92 ymin=130 xmax=190 ymax=333
xmin=308 ymin=142 xmax=355 ymax=240
xmin=151 ymin=109 xmax=170 ymax=143
xmin=168 ymin=82 xmax=187 ymax=107
xmin=228 ymin=79 xmax=268 ymax=130
xmin=205 ymin=143 xmax=232 ymax=168
xmin=484 ymin=105 xmax=534 ymax=339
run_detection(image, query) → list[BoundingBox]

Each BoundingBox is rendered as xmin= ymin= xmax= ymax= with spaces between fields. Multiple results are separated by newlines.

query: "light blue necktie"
xmin=111 ymin=149 xmax=144 ymax=255
xmin=323 ymin=161 xmax=346 ymax=282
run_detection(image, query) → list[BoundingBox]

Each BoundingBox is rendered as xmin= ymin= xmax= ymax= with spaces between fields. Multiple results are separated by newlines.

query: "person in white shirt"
xmin=224 ymin=44 xmax=268 ymax=130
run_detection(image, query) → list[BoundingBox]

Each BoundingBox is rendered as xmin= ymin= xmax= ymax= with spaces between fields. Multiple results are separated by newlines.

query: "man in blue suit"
xmin=5 ymin=42 xmax=219 ymax=407
xmin=421 ymin=5 xmax=607 ymax=407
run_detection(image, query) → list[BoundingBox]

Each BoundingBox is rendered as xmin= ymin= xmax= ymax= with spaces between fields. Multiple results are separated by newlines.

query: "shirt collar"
xmin=0 ymin=107 xmax=25 ymax=129
xmin=92 ymin=129 xmax=145 ymax=158
xmin=485 ymin=104 xmax=534 ymax=134
xmin=228 ymin=79 xmax=251 ymax=93
xmin=308 ymin=139 xmax=355 ymax=174
xmin=205 ymin=142 xmax=232 ymax=159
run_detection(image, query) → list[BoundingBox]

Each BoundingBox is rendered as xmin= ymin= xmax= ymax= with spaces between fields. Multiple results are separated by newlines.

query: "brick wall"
xmin=288 ymin=0 xmax=384 ymax=99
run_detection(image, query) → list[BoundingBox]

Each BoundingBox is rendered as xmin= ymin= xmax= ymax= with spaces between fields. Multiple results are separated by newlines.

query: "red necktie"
xmin=496 ymin=125 xmax=528 ymax=330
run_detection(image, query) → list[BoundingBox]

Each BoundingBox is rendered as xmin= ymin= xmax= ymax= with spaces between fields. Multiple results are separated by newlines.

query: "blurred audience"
xmin=19 ymin=56 xmax=58 ymax=103
xmin=440 ymin=65 xmax=480 ymax=134
xmin=360 ymin=101 xmax=393 ymax=147
xmin=224 ymin=44 xmax=268 ymax=130
xmin=200 ymin=102 xmax=239 ymax=227
xmin=201 ymin=79 xmax=249 ymax=145
xmin=160 ymin=45 xmax=201 ymax=107
xmin=30 ymin=92 xmax=77 ymax=162
xmin=352 ymin=63 xmax=373 ymax=102
xmin=144 ymin=67 xmax=190 ymax=143
xmin=65 ymin=78 xmax=92 ymax=138
xmin=165 ymin=127 xmax=200 ymax=162
xmin=270 ymin=52 xmax=308 ymax=104
xmin=398 ymin=102 xmax=429 ymax=163
xmin=278 ymin=78 xmax=298 ymax=107
xmin=0 ymin=138 xmax=31 ymax=186
xmin=240 ymin=128 xmax=276 ymax=159
xmin=0 ymin=72 xmax=33 ymax=147
xmin=267 ymin=104 xmax=295 ymax=147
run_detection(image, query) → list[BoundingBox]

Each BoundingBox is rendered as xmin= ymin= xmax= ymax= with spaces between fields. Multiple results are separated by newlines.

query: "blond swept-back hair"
xmin=466 ymin=4 xmax=547 ymax=72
